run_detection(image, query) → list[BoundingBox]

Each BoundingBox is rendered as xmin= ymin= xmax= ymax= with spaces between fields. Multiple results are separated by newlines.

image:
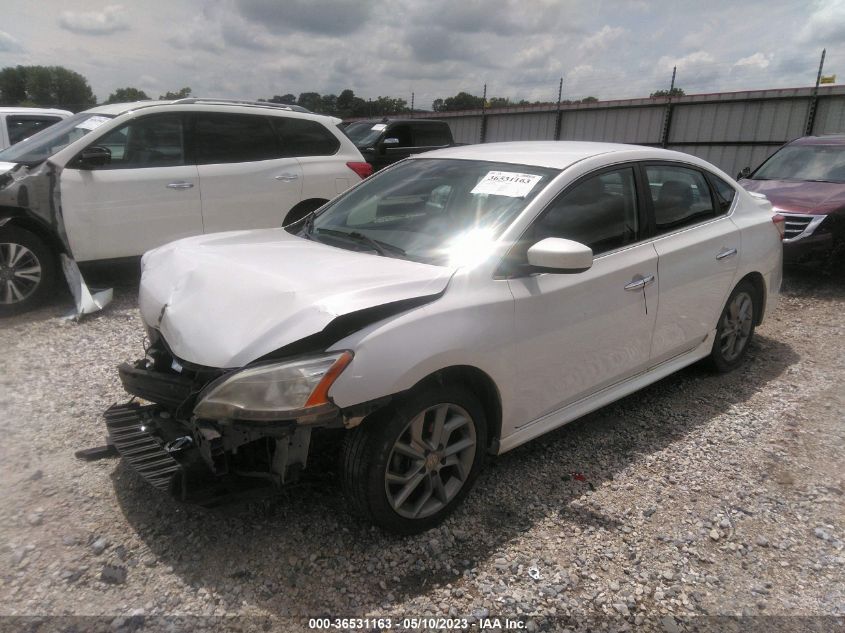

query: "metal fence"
xmin=397 ymin=85 xmax=845 ymax=177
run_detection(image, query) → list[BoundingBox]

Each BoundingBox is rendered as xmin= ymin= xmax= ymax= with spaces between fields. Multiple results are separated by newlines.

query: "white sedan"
xmin=108 ymin=141 xmax=783 ymax=533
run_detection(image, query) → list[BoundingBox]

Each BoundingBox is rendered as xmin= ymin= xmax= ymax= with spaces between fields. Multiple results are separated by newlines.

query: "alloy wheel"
xmin=0 ymin=242 xmax=42 ymax=305
xmin=719 ymin=290 xmax=753 ymax=362
xmin=384 ymin=403 xmax=477 ymax=519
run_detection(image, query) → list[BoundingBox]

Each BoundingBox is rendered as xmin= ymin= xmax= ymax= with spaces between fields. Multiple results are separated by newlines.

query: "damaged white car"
xmin=106 ymin=141 xmax=783 ymax=533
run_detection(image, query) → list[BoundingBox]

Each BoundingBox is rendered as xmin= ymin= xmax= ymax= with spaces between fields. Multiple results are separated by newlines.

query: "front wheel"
xmin=0 ymin=226 xmax=56 ymax=316
xmin=708 ymin=280 xmax=756 ymax=372
xmin=341 ymin=385 xmax=487 ymax=534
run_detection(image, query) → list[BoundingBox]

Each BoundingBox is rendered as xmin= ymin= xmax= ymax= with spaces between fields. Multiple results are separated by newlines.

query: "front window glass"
xmin=752 ymin=144 xmax=845 ymax=183
xmin=0 ymin=112 xmax=114 ymax=165
xmin=306 ymin=158 xmax=558 ymax=266
xmin=343 ymin=121 xmax=384 ymax=148
xmin=81 ymin=114 xmax=185 ymax=169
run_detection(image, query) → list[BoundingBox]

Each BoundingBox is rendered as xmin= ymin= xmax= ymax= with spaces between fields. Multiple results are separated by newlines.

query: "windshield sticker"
xmin=75 ymin=115 xmax=110 ymax=131
xmin=371 ymin=123 xmax=387 ymax=131
xmin=471 ymin=171 xmax=543 ymax=198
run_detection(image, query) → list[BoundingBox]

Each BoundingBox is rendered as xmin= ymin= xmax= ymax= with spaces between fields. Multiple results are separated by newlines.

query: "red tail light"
xmin=772 ymin=213 xmax=785 ymax=239
xmin=346 ymin=161 xmax=373 ymax=179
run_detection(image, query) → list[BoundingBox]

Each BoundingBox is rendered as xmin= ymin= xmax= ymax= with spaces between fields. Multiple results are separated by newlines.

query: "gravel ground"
xmin=1 ymin=263 xmax=843 ymax=633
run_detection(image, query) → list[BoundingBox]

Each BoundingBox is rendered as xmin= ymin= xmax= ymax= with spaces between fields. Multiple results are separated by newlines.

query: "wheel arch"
xmin=0 ymin=208 xmax=67 ymax=257
xmin=736 ymin=271 xmax=766 ymax=325
xmin=409 ymin=365 xmax=503 ymax=454
xmin=282 ymin=198 xmax=329 ymax=227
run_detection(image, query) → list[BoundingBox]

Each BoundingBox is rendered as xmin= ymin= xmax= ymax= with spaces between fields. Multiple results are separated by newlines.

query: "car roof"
xmin=0 ymin=107 xmax=72 ymax=116
xmin=82 ymin=99 xmax=342 ymax=124
xmin=415 ymin=141 xmax=704 ymax=171
xmin=350 ymin=118 xmax=443 ymax=125
xmin=789 ymin=134 xmax=845 ymax=146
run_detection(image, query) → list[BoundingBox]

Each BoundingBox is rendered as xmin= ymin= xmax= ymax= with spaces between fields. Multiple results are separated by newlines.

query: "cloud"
xmin=235 ymin=0 xmax=375 ymax=35
xmin=0 ymin=30 xmax=24 ymax=52
xmin=799 ymin=0 xmax=845 ymax=43
xmin=734 ymin=53 xmax=770 ymax=70
xmin=581 ymin=26 xmax=626 ymax=54
xmin=58 ymin=5 xmax=130 ymax=35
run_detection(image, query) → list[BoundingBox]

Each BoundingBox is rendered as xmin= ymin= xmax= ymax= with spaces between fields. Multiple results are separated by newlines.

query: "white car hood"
xmin=139 ymin=229 xmax=455 ymax=368
xmin=0 ymin=161 xmax=17 ymax=176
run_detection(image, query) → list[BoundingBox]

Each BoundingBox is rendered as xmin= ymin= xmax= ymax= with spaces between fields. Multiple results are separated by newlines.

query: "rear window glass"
xmin=271 ymin=117 xmax=339 ymax=156
xmin=7 ymin=116 xmax=63 ymax=145
xmin=193 ymin=113 xmax=280 ymax=164
xmin=413 ymin=124 xmax=451 ymax=147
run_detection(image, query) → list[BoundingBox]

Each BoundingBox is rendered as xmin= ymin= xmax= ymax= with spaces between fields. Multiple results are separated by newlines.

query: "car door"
xmin=60 ymin=113 xmax=202 ymax=262
xmin=193 ymin=112 xmax=303 ymax=233
xmin=507 ymin=166 xmax=658 ymax=425
xmin=644 ymin=163 xmax=740 ymax=364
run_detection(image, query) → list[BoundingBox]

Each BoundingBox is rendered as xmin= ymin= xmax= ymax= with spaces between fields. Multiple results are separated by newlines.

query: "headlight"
xmin=193 ymin=351 xmax=353 ymax=421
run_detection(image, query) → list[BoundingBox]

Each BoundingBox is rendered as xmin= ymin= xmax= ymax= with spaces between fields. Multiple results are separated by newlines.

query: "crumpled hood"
xmin=0 ymin=161 xmax=17 ymax=176
xmin=739 ymin=178 xmax=845 ymax=215
xmin=139 ymin=228 xmax=455 ymax=368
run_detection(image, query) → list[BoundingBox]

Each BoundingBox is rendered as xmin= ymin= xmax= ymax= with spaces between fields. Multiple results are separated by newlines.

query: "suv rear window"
xmin=271 ymin=117 xmax=339 ymax=156
xmin=193 ymin=113 xmax=280 ymax=164
xmin=7 ymin=115 xmax=63 ymax=145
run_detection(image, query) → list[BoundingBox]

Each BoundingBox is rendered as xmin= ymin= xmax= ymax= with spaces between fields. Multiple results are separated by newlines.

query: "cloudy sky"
xmin=2 ymin=0 xmax=844 ymax=109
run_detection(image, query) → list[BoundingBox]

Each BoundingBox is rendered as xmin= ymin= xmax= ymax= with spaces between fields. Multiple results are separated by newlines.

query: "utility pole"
xmin=410 ymin=91 xmax=414 ymax=113
xmin=660 ymin=66 xmax=677 ymax=148
xmin=480 ymin=83 xmax=488 ymax=143
xmin=554 ymin=77 xmax=563 ymax=140
xmin=805 ymin=49 xmax=826 ymax=136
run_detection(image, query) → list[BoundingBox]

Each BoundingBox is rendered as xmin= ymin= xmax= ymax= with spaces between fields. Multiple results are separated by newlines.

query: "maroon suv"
xmin=738 ymin=135 xmax=845 ymax=262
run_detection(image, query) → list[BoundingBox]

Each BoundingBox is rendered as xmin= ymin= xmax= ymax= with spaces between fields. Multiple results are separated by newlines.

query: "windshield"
xmin=306 ymin=158 xmax=559 ymax=266
xmin=343 ymin=121 xmax=385 ymax=148
xmin=0 ymin=112 xmax=115 ymax=165
xmin=753 ymin=144 xmax=845 ymax=183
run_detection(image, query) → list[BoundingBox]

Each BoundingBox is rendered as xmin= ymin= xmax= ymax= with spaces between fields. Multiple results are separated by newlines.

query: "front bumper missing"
xmin=104 ymin=403 xmax=182 ymax=493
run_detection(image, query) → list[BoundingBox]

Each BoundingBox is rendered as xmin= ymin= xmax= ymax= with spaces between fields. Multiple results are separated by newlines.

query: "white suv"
xmin=0 ymin=99 xmax=370 ymax=314
xmin=0 ymin=107 xmax=72 ymax=150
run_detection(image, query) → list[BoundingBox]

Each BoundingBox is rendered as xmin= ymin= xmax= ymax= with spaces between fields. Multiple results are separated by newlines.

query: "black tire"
xmin=708 ymin=280 xmax=757 ymax=373
xmin=283 ymin=199 xmax=327 ymax=228
xmin=341 ymin=384 xmax=488 ymax=534
xmin=0 ymin=226 xmax=56 ymax=317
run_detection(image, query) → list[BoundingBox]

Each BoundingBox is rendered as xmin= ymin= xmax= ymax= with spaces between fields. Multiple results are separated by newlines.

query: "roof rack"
xmin=169 ymin=98 xmax=312 ymax=114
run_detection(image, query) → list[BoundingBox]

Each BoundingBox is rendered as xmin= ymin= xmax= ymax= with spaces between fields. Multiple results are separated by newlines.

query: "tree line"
xmin=1 ymin=64 xmax=683 ymax=116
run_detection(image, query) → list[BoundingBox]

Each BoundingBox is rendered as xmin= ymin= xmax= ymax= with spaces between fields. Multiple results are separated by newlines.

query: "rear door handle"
xmin=275 ymin=173 xmax=299 ymax=182
xmin=166 ymin=181 xmax=194 ymax=189
xmin=625 ymin=274 xmax=655 ymax=291
xmin=716 ymin=248 xmax=738 ymax=260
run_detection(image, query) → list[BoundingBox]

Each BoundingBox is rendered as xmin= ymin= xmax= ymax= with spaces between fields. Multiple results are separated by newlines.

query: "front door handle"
xmin=166 ymin=181 xmax=194 ymax=189
xmin=275 ymin=173 xmax=299 ymax=182
xmin=625 ymin=274 xmax=655 ymax=291
xmin=716 ymin=247 xmax=738 ymax=260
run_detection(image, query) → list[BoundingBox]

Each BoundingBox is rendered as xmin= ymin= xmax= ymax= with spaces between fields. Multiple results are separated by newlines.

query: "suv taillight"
xmin=346 ymin=161 xmax=373 ymax=179
xmin=772 ymin=213 xmax=786 ymax=239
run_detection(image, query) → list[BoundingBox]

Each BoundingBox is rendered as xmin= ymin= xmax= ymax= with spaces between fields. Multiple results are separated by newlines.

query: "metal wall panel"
xmin=443 ymin=116 xmax=483 ymax=144
xmin=668 ymin=144 xmax=779 ymax=177
xmin=485 ymin=112 xmax=557 ymax=141
xmin=559 ymin=106 xmax=663 ymax=144
xmin=813 ymin=96 xmax=845 ymax=134
xmin=669 ymin=100 xmax=808 ymax=143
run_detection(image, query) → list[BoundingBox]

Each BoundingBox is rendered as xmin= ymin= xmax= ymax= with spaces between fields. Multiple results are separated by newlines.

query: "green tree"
xmin=159 ymin=87 xmax=192 ymax=100
xmin=438 ymin=92 xmax=485 ymax=111
xmin=432 ymin=98 xmax=445 ymax=112
xmin=106 ymin=87 xmax=150 ymax=103
xmin=297 ymin=91 xmax=322 ymax=112
xmin=650 ymin=87 xmax=684 ymax=98
xmin=487 ymin=97 xmax=512 ymax=108
xmin=0 ymin=65 xmax=95 ymax=111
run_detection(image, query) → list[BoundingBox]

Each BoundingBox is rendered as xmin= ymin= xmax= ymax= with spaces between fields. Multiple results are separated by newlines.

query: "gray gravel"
xmin=1 ymin=265 xmax=844 ymax=632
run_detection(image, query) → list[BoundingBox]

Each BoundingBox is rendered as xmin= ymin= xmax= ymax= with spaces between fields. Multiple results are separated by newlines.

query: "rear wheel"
xmin=341 ymin=385 xmax=487 ymax=534
xmin=708 ymin=280 xmax=756 ymax=372
xmin=0 ymin=226 xmax=55 ymax=316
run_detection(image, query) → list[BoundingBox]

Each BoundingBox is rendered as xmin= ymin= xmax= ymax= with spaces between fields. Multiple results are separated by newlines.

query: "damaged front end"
xmin=108 ymin=334 xmax=361 ymax=504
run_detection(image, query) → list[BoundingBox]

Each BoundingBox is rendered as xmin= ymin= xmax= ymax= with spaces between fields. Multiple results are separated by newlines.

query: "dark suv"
xmin=342 ymin=118 xmax=455 ymax=171
xmin=738 ymin=135 xmax=845 ymax=263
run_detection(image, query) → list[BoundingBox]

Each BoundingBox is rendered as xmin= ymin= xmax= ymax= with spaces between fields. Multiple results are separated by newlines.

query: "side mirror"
xmin=382 ymin=137 xmax=400 ymax=146
xmin=526 ymin=238 xmax=593 ymax=273
xmin=77 ymin=146 xmax=111 ymax=168
xmin=737 ymin=166 xmax=752 ymax=180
